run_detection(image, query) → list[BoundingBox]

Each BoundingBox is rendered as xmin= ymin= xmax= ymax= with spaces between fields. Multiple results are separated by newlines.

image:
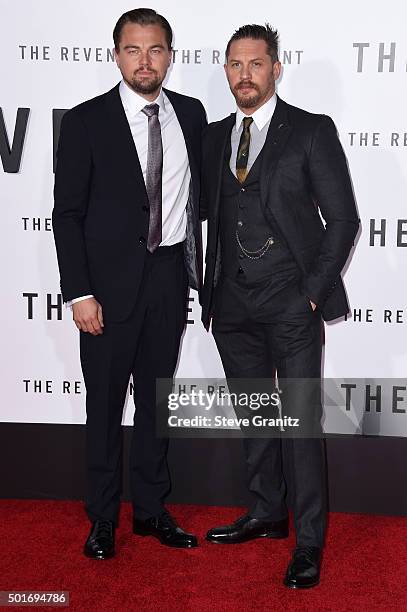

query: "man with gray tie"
xmin=201 ymin=24 xmax=359 ymax=588
xmin=53 ymin=8 xmax=206 ymax=558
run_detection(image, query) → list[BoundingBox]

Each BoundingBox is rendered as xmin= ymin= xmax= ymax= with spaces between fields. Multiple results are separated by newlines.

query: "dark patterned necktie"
xmin=142 ymin=103 xmax=163 ymax=252
xmin=236 ymin=116 xmax=253 ymax=183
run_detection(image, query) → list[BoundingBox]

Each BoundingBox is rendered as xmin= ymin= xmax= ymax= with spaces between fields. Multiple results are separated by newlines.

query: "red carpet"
xmin=0 ymin=501 xmax=406 ymax=611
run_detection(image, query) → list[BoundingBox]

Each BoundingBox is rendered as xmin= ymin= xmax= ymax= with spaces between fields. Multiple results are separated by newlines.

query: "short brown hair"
xmin=226 ymin=23 xmax=279 ymax=63
xmin=113 ymin=8 xmax=173 ymax=51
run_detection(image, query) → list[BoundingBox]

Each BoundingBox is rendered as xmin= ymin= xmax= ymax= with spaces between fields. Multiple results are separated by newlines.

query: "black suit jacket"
xmin=53 ymin=83 xmax=207 ymax=322
xmin=201 ymin=96 xmax=360 ymax=327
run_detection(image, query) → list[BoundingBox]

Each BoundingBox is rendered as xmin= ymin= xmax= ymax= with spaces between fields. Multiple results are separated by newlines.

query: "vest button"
xmin=240 ymin=187 xmax=246 ymax=193
xmin=237 ymin=221 xmax=243 ymax=227
xmin=139 ymin=236 xmax=146 ymax=245
xmin=238 ymin=266 xmax=244 ymax=273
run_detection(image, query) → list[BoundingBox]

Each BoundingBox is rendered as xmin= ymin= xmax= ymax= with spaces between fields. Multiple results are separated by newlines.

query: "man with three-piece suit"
xmin=200 ymin=24 xmax=359 ymax=588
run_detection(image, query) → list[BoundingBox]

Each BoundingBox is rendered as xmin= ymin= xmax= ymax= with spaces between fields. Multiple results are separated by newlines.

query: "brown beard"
xmin=233 ymin=82 xmax=261 ymax=109
xmin=126 ymin=70 xmax=163 ymax=95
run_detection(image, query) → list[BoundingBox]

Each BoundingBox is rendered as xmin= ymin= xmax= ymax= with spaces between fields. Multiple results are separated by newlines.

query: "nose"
xmin=139 ymin=51 xmax=152 ymax=67
xmin=239 ymin=64 xmax=252 ymax=80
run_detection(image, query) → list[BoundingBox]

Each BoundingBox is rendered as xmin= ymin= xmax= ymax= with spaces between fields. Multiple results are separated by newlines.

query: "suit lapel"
xmin=164 ymin=88 xmax=198 ymax=180
xmin=211 ymin=114 xmax=236 ymax=218
xmin=259 ymin=97 xmax=292 ymax=211
xmin=104 ymin=84 xmax=148 ymax=197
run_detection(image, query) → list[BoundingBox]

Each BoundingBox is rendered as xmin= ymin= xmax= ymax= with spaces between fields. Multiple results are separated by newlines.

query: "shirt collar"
xmin=119 ymin=79 xmax=166 ymax=117
xmin=235 ymin=93 xmax=277 ymax=132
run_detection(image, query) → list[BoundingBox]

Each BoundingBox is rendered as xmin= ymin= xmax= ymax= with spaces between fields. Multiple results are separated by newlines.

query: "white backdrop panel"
xmin=0 ymin=0 xmax=406 ymax=433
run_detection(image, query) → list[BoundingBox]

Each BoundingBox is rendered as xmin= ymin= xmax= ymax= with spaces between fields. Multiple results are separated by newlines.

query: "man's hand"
xmin=72 ymin=297 xmax=104 ymax=335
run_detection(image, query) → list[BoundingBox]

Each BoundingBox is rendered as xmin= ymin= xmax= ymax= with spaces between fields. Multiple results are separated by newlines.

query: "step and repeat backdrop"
xmin=1 ymin=0 xmax=406 ymax=435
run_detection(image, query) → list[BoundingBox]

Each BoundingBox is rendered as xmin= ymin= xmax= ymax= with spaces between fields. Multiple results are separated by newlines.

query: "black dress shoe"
xmin=84 ymin=519 xmax=115 ymax=560
xmin=284 ymin=546 xmax=321 ymax=589
xmin=206 ymin=514 xmax=289 ymax=544
xmin=133 ymin=511 xmax=198 ymax=548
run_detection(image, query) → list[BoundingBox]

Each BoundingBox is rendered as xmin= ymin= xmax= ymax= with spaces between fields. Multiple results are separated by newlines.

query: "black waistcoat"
xmin=219 ymin=137 xmax=298 ymax=284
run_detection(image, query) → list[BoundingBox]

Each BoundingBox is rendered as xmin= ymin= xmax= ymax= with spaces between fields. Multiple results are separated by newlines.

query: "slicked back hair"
xmin=225 ymin=24 xmax=279 ymax=63
xmin=113 ymin=8 xmax=173 ymax=51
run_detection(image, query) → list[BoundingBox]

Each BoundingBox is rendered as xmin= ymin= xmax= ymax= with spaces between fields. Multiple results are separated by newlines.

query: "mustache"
xmin=134 ymin=68 xmax=158 ymax=76
xmin=235 ymin=81 xmax=259 ymax=90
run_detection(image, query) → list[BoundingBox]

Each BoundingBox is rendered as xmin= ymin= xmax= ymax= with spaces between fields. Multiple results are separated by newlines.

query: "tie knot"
xmin=242 ymin=116 xmax=253 ymax=130
xmin=142 ymin=103 xmax=159 ymax=118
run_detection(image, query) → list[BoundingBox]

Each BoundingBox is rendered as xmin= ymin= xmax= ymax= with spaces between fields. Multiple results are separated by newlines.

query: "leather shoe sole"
xmin=206 ymin=515 xmax=289 ymax=544
xmin=206 ymin=528 xmax=288 ymax=544
xmin=283 ymin=576 xmax=320 ymax=589
xmin=83 ymin=547 xmax=115 ymax=560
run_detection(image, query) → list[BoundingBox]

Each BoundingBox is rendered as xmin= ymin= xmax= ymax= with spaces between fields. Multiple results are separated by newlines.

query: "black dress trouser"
xmin=80 ymin=244 xmax=188 ymax=525
xmin=212 ymin=270 xmax=327 ymax=547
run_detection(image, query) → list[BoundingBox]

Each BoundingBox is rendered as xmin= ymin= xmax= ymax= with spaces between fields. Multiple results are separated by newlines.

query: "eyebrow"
xmin=229 ymin=57 xmax=265 ymax=62
xmin=123 ymin=43 xmax=166 ymax=50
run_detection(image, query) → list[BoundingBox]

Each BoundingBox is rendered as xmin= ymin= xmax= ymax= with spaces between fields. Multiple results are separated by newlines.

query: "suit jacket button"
xmin=238 ymin=266 xmax=244 ymax=273
xmin=139 ymin=236 xmax=146 ymax=245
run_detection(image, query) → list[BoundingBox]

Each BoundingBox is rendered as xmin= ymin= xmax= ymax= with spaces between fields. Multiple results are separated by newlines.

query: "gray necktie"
xmin=142 ymin=103 xmax=163 ymax=253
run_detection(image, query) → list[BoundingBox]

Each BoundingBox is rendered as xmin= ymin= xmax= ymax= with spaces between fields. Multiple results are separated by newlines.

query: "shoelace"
xmin=234 ymin=515 xmax=251 ymax=527
xmin=294 ymin=546 xmax=318 ymax=563
xmin=94 ymin=520 xmax=113 ymax=539
xmin=159 ymin=512 xmax=178 ymax=529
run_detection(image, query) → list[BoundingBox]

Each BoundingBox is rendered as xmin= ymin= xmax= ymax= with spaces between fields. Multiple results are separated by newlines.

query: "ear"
xmin=273 ymin=61 xmax=282 ymax=81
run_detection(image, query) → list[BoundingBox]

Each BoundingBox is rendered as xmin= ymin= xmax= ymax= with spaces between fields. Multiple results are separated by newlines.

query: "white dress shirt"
xmin=69 ymin=80 xmax=191 ymax=307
